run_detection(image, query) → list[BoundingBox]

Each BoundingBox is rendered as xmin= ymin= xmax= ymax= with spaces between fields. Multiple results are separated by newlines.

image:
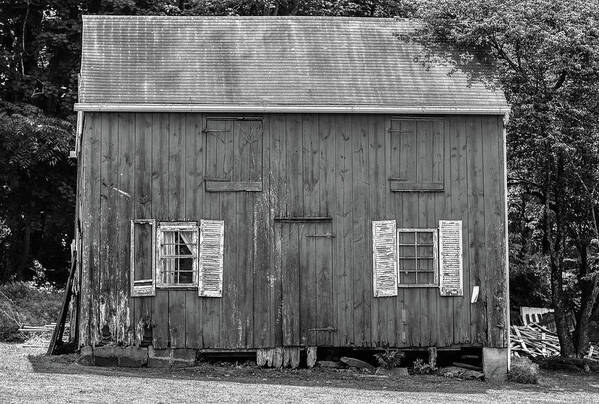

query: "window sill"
xmin=156 ymin=286 xmax=198 ymax=291
xmin=398 ymin=284 xmax=438 ymax=288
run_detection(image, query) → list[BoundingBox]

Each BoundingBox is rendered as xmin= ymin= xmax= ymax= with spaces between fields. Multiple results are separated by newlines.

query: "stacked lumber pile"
xmin=511 ymin=323 xmax=599 ymax=360
xmin=18 ymin=323 xmax=69 ymax=348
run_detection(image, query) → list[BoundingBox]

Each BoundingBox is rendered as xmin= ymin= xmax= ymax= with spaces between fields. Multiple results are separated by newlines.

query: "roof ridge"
xmin=81 ymin=15 xmax=400 ymax=22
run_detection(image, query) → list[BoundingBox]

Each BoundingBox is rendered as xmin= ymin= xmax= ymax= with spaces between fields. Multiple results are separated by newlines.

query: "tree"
xmin=414 ymin=0 xmax=599 ymax=357
xmin=0 ymin=101 xmax=74 ymax=282
xmin=0 ymin=1 xmax=414 ymax=283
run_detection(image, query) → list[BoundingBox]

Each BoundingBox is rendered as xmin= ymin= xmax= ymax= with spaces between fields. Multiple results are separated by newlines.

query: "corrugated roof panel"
xmin=78 ymin=16 xmax=508 ymax=113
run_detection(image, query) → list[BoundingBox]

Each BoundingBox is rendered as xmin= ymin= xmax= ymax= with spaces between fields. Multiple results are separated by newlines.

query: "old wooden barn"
xmin=71 ymin=15 xmax=510 ymax=377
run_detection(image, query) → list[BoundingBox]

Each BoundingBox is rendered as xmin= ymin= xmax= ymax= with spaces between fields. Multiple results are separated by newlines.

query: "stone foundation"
xmin=482 ymin=347 xmax=508 ymax=383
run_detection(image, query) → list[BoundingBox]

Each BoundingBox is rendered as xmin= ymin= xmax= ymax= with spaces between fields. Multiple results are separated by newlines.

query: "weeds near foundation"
xmin=508 ymin=357 xmax=539 ymax=384
xmin=374 ymin=349 xmax=405 ymax=369
xmin=412 ymin=358 xmax=436 ymax=375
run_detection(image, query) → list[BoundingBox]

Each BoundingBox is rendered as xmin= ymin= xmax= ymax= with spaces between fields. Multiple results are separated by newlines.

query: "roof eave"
xmin=74 ymin=103 xmax=509 ymax=115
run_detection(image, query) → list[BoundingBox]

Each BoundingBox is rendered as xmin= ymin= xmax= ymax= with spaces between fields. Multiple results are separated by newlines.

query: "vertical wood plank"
xmin=117 ymin=113 xmax=134 ymax=344
xmin=417 ymin=120 xmax=436 ymax=347
xmin=281 ymin=223 xmax=300 ymax=345
xmin=253 ymin=115 xmax=272 ymax=348
xmin=351 ymin=116 xmax=369 ymax=346
xmin=185 ymin=114 xmax=202 ymax=348
xmin=483 ymin=116 xmax=508 ymax=348
xmin=451 ymin=118 xmax=471 ymax=344
xmin=437 ymin=117 xmax=454 ymax=347
xmin=385 ymin=117 xmax=400 ymax=346
xmin=132 ymin=113 xmax=154 ymax=345
xmin=98 ymin=113 xmax=114 ymax=343
xmin=152 ymin=113 xmax=170 ymax=349
xmin=400 ymin=119 xmax=420 ymax=347
xmin=467 ymin=117 xmax=487 ymax=344
xmin=203 ymin=116 xmax=222 ymax=348
xmin=167 ymin=113 xmax=186 ymax=348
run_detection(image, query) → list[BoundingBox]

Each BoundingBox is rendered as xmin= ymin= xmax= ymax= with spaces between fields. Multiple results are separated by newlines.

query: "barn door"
xmin=278 ymin=222 xmax=335 ymax=347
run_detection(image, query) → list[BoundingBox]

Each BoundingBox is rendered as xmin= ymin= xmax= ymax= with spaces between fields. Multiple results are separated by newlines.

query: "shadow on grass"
xmin=26 ymin=352 xmax=598 ymax=395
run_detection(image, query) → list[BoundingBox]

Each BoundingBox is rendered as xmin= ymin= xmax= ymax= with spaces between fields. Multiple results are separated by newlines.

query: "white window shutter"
xmin=372 ymin=220 xmax=398 ymax=297
xmin=199 ymin=219 xmax=224 ymax=297
xmin=130 ymin=219 xmax=156 ymax=297
xmin=439 ymin=220 xmax=463 ymax=296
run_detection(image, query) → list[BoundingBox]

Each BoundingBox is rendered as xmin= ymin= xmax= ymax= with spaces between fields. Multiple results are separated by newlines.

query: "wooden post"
xmin=428 ymin=347 xmax=437 ymax=369
xmin=306 ymin=347 xmax=317 ymax=368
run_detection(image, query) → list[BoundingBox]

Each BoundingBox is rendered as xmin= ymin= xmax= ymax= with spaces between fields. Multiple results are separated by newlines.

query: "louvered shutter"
xmin=372 ymin=220 xmax=398 ymax=297
xmin=198 ymin=219 xmax=225 ymax=297
xmin=130 ymin=219 xmax=156 ymax=297
xmin=439 ymin=220 xmax=463 ymax=296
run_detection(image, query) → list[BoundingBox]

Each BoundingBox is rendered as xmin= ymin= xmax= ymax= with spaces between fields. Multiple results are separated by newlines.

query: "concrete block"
xmin=148 ymin=346 xmax=171 ymax=368
xmin=483 ymin=347 xmax=508 ymax=383
xmin=146 ymin=347 xmax=196 ymax=368
xmin=117 ymin=346 xmax=148 ymax=367
xmin=172 ymin=348 xmax=197 ymax=361
xmin=93 ymin=346 xmax=118 ymax=367
xmin=77 ymin=346 xmax=94 ymax=366
xmin=148 ymin=346 xmax=171 ymax=359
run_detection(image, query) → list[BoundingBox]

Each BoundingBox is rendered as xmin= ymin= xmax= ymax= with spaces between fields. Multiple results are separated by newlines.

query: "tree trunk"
xmin=547 ymin=151 xmax=576 ymax=357
xmin=550 ymin=255 xmax=576 ymax=357
xmin=16 ymin=220 xmax=32 ymax=279
xmin=574 ymin=243 xmax=599 ymax=357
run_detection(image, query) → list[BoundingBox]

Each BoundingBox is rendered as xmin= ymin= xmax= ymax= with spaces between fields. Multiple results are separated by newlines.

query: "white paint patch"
xmin=471 ymin=286 xmax=480 ymax=303
xmin=110 ymin=186 xmax=131 ymax=198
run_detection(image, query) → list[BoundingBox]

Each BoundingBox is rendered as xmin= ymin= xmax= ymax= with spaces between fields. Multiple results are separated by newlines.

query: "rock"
xmin=340 ymin=357 xmax=376 ymax=372
xmin=439 ymin=366 xmax=484 ymax=381
xmin=318 ymin=360 xmax=344 ymax=368
xmin=376 ymin=367 xmax=409 ymax=377
xmin=391 ymin=367 xmax=410 ymax=377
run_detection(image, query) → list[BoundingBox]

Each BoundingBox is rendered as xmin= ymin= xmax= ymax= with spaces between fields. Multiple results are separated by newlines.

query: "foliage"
xmin=374 ymin=348 xmax=405 ymax=368
xmin=0 ymin=281 xmax=63 ymax=342
xmin=508 ymin=357 xmax=539 ymax=384
xmin=414 ymin=0 xmax=599 ymax=357
xmin=0 ymin=0 xmax=415 ymax=284
xmin=0 ymin=101 xmax=75 ymax=283
xmin=411 ymin=357 xmax=436 ymax=374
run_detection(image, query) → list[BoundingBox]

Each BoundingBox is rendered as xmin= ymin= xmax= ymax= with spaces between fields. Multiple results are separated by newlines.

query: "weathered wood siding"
xmin=77 ymin=113 xmax=507 ymax=350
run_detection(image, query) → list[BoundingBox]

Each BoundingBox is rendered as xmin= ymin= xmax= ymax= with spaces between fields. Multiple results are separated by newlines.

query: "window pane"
xmin=399 ymin=246 xmax=415 ymax=258
xmin=398 ymin=232 xmax=415 ymax=244
xmin=418 ymin=245 xmax=434 ymax=258
xmin=417 ymin=231 xmax=433 ymax=244
xmin=398 ymin=258 xmax=416 ymax=272
xmin=419 ymin=272 xmax=435 ymax=285
xmin=401 ymin=272 xmax=417 ymax=284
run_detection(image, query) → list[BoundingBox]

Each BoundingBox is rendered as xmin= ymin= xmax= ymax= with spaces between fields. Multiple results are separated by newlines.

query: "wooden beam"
xmin=204 ymin=181 xmax=263 ymax=192
xmin=274 ymin=216 xmax=333 ymax=223
xmin=389 ymin=180 xmax=444 ymax=192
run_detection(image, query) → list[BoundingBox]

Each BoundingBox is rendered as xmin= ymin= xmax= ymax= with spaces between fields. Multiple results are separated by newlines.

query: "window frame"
xmin=396 ymin=228 xmax=439 ymax=288
xmin=156 ymin=221 xmax=199 ymax=288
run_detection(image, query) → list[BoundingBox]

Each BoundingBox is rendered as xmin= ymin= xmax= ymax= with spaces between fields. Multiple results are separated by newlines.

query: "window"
xmin=130 ymin=220 xmax=225 ymax=296
xmin=373 ymin=220 xmax=463 ymax=297
xmin=397 ymin=229 xmax=438 ymax=287
xmin=157 ymin=222 xmax=199 ymax=287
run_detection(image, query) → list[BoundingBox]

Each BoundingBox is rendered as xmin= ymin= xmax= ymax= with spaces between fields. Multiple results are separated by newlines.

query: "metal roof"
xmin=76 ymin=16 xmax=509 ymax=114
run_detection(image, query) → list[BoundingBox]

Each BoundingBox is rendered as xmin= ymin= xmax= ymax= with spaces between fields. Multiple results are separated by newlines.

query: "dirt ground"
xmin=2 ymin=343 xmax=599 ymax=403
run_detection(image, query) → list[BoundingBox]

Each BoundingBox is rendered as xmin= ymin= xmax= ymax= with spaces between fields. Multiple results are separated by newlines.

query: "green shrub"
xmin=508 ymin=357 xmax=539 ymax=384
xmin=0 ymin=281 xmax=64 ymax=342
